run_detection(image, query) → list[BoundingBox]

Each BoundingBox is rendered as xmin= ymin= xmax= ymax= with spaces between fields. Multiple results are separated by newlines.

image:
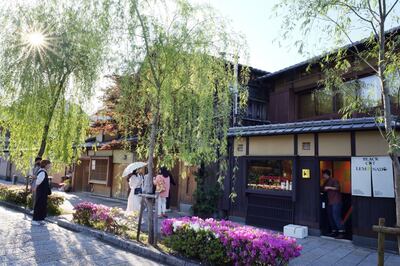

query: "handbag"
xmin=134 ymin=187 xmax=142 ymax=195
xmin=155 ymin=179 xmax=165 ymax=193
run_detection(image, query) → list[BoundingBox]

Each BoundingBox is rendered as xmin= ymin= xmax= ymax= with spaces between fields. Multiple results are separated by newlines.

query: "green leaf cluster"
xmin=0 ymin=0 xmax=112 ymax=172
xmin=115 ymin=0 xmax=249 ymax=176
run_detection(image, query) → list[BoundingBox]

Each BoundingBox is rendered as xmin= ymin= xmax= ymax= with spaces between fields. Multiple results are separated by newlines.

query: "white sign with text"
xmin=371 ymin=157 xmax=394 ymax=198
xmin=351 ymin=157 xmax=372 ymax=197
xmin=351 ymin=156 xmax=394 ymax=198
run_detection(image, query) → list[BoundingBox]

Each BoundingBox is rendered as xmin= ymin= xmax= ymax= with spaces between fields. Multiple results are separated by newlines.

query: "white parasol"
xmin=122 ymin=162 xmax=147 ymax=177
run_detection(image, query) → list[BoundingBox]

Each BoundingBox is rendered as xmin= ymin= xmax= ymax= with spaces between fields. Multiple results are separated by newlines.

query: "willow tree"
xmin=0 ymin=0 xmax=111 ymax=171
xmin=117 ymin=0 xmax=248 ymax=191
xmin=276 ymin=0 xmax=400 ymax=250
xmin=114 ymin=0 xmax=248 ymax=243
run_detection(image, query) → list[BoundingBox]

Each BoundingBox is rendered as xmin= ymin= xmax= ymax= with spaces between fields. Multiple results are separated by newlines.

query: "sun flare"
xmin=27 ymin=31 xmax=45 ymax=47
xmin=21 ymin=26 xmax=52 ymax=61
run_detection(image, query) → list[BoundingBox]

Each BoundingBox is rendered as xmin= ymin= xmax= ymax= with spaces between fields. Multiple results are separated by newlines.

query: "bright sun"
xmin=27 ymin=31 xmax=45 ymax=47
xmin=22 ymin=27 xmax=51 ymax=61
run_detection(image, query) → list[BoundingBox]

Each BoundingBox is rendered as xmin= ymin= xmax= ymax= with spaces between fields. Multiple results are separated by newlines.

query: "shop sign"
xmin=351 ymin=156 xmax=394 ymax=198
xmin=302 ymin=169 xmax=310 ymax=178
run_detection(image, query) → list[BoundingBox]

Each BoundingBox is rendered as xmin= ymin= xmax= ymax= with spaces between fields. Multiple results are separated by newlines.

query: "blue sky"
xmin=192 ymin=0 xmax=307 ymax=72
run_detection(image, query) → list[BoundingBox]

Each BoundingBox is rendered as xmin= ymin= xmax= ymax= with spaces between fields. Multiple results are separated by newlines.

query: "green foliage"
xmin=0 ymin=184 xmax=64 ymax=216
xmin=0 ymin=0 xmax=112 ymax=172
xmin=73 ymin=202 xmax=139 ymax=238
xmin=114 ymin=0 xmax=249 ymax=186
xmin=163 ymin=226 xmax=228 ymax=265
xmin=0 ymin=185 xmax=29 ymax=205
xmin=192 ymin=166 xmax=221 ymax=218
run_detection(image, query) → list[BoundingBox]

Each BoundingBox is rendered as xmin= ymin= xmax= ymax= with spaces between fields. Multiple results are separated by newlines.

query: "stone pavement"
xmin=290 ymin=236 xmax=400 ymax=266
xmin=0 ymin=206 xmax=165 ymax=266
xmin=3 ymin=178 xmax=400 ymax=265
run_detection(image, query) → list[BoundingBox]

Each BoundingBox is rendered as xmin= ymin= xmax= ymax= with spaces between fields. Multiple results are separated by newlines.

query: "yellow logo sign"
xmin=302 ymin=169 xmax=310 ymax=178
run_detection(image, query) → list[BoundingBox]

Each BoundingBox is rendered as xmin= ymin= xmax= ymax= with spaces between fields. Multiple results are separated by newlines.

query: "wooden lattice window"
xmin=89 ymin=157 xmax=112 ymax=185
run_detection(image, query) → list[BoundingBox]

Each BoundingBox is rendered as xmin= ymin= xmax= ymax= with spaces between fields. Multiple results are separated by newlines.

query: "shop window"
xmin=247 ymin=159 xmax=293 ymax=191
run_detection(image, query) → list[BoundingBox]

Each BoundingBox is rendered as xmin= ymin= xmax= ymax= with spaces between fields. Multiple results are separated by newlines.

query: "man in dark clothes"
xmin=32 ymin=160 xmax=52 ymax=226
xmin=30 ymin=157 xmax=42 ymax=209
xmin=322 ymin=169 xmax=345 ymax=238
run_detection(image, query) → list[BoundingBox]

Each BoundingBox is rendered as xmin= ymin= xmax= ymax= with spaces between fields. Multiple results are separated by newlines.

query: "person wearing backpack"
xmin=153 ymin=167 xmax=170 ymax=218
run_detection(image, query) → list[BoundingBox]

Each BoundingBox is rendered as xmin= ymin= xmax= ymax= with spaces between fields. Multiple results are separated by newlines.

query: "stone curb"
xmin=0 ymin=200 xmax=199 ymax=266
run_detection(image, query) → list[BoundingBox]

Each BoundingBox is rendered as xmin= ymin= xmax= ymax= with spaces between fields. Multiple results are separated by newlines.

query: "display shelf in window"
xmin=247 ymin=159 xmax=293 ymax=191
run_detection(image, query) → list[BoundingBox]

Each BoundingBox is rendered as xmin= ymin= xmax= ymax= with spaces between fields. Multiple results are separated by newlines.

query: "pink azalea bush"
xmin=161 ymin=217 xmax=302 ymax=266
xmin=73 ymin=201 xmax=138 ymax=236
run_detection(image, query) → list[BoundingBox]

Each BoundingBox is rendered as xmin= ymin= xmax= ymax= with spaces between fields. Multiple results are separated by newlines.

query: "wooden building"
xmin=71 ymin=66 xmax=269 ymax=212
xmin=223 ymin=44 xmax=400 ymax=249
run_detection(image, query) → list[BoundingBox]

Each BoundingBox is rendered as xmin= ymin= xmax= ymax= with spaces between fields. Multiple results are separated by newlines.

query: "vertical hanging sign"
xmin=371 ymin=157 xmax=394 ymax=198
xmin=351 ymin=156 xmax=394 ymax=198
xmin=351 ymin=157 xmax=372 ymax=197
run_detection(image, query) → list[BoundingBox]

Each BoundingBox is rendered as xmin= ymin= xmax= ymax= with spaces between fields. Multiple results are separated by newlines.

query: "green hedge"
xmin=0 ymin=184 xmax=64 ymax=216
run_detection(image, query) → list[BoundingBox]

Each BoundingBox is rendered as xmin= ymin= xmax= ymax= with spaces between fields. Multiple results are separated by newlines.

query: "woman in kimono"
xmin=126 ymin=168 xmax=144 ymax=213
xmin=32 ymin=160 xmax=52 ymax=226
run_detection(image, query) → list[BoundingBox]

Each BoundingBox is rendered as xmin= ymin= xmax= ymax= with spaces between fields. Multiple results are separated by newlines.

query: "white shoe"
xmin=31 ymin=221 xmax=41 ymax=226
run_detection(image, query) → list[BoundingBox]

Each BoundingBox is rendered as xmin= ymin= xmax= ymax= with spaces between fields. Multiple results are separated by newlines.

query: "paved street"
xmin=0 ymin=206 xmax=164 ymax=266
xmin=290 ymin=236 xmax=400 ymax=266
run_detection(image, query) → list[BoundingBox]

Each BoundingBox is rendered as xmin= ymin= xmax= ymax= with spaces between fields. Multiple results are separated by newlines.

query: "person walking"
xmin=30 ymin=157 xmax=42 ymax=209
xmin=153 ymin=167 xmax=170 ymax=218
xmin=32 ymin=160 xmax=52 ymax=226
xmin=322 ymin=169 xmax=345 ymax=238
xmin=126 ymin=168 xmax=144 ymax=213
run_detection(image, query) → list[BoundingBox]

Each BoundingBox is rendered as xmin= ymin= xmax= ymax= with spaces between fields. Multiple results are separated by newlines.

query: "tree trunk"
xmin=37 ymin=83 xmax=64 ymax=158
xmin=377 ymin=4 xmax=400 ymax=252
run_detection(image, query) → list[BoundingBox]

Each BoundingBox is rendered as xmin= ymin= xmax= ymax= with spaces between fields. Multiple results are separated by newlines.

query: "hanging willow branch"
xmin=0 ymin=0 xmax=112 ymax=172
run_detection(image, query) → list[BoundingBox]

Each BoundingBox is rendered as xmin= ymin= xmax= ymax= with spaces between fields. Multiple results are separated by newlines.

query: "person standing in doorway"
xmin=153 ymin=167 xmax=170 ymax=218
xmin=32 ymin=160 xmax=52 ymax=225
xmin=30 ymin=157 xmax=42 ymax=209
xmin=322 ymin=169 xmax=345 ymax=238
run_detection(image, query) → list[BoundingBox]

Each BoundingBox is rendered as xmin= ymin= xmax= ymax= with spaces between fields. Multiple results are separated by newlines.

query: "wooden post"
xmin=147 ymin=197 xmax=154 ymax=245
xmin=25 ymin=176 xmax=29 ymax=210
xmin=154 ymin=192 xmax=159 ymax=245
xmin=377 ymin=218 xmax=385 ymax=266
xmin=136 ymin=198 xmax=145 ymax=241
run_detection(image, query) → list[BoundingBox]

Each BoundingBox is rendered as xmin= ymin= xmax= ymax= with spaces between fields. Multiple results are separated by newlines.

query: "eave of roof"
xmin=228 ymin=117 xmax=400 ymax=137
xmin=256 ymin=26 xmax=400 ymax=81
xmin=80 ymin=136 xmax=138 ymax=149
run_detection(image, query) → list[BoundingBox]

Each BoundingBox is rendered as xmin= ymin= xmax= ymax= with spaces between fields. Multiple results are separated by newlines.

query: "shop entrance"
xmin=319 ymin=160 xmax=352 ymax=240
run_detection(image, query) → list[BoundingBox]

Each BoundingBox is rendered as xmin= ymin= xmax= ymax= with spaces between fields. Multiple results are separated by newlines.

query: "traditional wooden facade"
xmin=72 ymin=66 xmax=269 ymax=211
xmin=224 ymin=44 xmax=400 ymax=249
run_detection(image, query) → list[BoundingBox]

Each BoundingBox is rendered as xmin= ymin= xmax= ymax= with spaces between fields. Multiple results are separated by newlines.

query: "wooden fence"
xmin=372 ymin=218 xmax=400 ymax=266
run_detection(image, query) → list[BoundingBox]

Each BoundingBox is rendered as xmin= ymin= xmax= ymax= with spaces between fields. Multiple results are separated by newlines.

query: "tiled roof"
xmin=228 ymin=117 xmax=400 ymax=137
xmin=81 ymin=136 xmax=137 ymax=149
xmin=256 ymin=26 xmax=400 ymax=81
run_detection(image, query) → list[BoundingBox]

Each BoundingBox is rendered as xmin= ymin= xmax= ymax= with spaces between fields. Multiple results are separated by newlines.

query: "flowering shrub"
xmin=73 ymin=202 xmax=138 ymax=237
xmin=0 ymin=184 xmax=64 ymax=215
xmin=162 ymin=217 xmax=302 ymax=266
